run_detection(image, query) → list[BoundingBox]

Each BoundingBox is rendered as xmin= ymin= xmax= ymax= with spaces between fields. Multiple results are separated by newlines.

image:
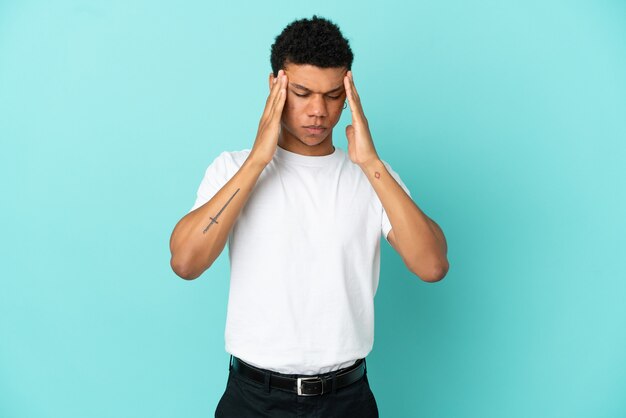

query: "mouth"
xmin=303 ymin=125 xmax=327 ymax=135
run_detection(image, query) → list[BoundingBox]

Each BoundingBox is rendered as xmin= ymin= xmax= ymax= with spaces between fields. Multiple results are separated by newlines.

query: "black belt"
xmin=230 ymin=356 xmax=367 ymax=396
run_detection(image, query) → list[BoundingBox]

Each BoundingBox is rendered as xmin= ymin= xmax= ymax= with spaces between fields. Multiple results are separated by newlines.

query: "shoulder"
xmin=196 ymin=149 xmax=251 ymax=185
xmin=205 ymin=148 xmax=251 ymax=170
xmin=213 ymin=148 xmax=251 ymax=164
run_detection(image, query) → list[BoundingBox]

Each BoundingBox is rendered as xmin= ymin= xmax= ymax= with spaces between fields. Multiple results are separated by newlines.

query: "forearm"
xmin=169 ymin=154 xmax=267 ymax=280
xmin=360 ymin=158 xmax=448 ymax=276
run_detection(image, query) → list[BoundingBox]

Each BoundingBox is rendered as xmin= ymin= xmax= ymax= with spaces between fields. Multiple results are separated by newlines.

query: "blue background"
xmin=2 ymin=1 xmax=625 ymax=417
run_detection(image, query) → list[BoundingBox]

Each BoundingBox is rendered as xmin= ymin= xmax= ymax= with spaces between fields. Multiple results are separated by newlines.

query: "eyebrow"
xmin=290 ymin=83 xmax=344 ymax=94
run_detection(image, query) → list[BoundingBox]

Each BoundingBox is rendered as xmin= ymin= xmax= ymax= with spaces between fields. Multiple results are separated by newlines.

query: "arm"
xmin=169 ymin=70 xmax=289 ymax=280
xmin=361 ymin=159 xmax=449 ymax=282
xmin=343 ymin=71 xmax=449 ymax=282
xmin=169 ymin=156 xmax=266 ymax=280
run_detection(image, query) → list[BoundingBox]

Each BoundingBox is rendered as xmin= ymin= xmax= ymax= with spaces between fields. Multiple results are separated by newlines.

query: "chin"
xmin=281 ymin=123 xmax=332 ymax=147
xmin=299 ymin=137 xmax=323 ymax=146
xmin=302 ymin=139 xmax=327 ymax=148
xmin=299 ymin=133 xmax=331 ymax=147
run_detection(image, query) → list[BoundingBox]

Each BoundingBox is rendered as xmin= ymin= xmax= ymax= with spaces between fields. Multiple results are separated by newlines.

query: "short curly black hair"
xmin=270 ymin=15 xmax=354 ymax=77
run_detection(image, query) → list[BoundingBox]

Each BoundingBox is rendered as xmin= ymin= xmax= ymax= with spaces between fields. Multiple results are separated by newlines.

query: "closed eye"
xmin=293 ymin=92 xmax=342 ymax=100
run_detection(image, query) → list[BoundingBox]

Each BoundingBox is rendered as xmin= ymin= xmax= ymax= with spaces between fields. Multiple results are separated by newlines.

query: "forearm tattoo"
xmin=202 ymin=188 xmax=240 ymax=234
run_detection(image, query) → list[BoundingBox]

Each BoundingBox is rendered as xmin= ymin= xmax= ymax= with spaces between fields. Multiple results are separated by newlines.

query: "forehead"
xmin=283 ymin=63 xmax=347 ymax=90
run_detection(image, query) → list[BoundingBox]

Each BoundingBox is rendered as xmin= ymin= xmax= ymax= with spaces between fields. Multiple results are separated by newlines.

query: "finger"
xmin=343 ymin=73 xmax=363 ymax=123
xmin=261 ymin=73 xmax=281 ymax=124
xmin=347 ymin=71 xmax=366 ymax=121
xmin=348 ymin=71 xmax=361 ymax=103
xmin=266 ymin=69 xmax=284 ymax=106
xmin=343 ymin=73 xmax=355 ymax=108
xmin=268 ymin=73 xmax=288 ymax=123
xmin=269 ymin=73 xmax=287 ymax=115
xmin=261 ymin=70 xmax=284 ymax=120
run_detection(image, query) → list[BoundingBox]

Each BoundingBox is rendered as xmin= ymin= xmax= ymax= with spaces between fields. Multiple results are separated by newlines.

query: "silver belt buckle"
xmin=296 ymin=376 xmax=324 ymax=396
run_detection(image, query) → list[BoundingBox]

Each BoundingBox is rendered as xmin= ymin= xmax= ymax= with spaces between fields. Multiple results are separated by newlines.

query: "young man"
xmin=169 ymin=15 xmax=448 ymax=418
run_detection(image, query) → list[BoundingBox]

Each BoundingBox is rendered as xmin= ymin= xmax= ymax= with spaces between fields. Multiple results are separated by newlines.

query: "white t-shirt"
xmin=189 ymin=145 xmax=411 ymax=375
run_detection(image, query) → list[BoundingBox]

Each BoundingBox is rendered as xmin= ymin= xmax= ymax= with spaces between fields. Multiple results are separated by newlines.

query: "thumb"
xmin=345 ymin=125 xmax=355 ymax=143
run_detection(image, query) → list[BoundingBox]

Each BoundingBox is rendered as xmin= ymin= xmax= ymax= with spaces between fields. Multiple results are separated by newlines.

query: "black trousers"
xmin=214 ymin=356 xmax=379 ymax=418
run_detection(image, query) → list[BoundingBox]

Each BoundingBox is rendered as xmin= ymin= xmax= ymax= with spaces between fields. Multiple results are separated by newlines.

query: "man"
xmin=169 ymin=15 xmax=448 ymax=418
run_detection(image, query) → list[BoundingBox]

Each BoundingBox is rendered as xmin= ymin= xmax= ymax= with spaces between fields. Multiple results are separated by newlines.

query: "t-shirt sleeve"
xmin=381 ymin=160 xmax=412 ymax=243
xmin=188 ymin=151 xmax=234 ymax=213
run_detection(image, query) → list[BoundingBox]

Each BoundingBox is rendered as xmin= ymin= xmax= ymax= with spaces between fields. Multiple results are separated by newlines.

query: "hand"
xmin=343 ymin=71 xmax=380 ymax=167
xmin=249 ymin=69 xmax=288 ymax=166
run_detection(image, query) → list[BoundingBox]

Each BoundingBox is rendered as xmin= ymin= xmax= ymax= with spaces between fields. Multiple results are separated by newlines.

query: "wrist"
xmin=358 ymin=156 xmax=383 ymax=171
xmin=245 ymin=151 xmax=270 ymax=170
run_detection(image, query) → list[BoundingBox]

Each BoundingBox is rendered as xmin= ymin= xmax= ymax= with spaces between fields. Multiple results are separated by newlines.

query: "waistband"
xmin=229 ymin=355 xmax=367 ymax=396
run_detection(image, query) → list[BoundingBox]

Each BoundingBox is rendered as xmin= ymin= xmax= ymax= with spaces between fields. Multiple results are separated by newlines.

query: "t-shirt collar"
xmin=274 ymin=144 xmax=342 ymax=167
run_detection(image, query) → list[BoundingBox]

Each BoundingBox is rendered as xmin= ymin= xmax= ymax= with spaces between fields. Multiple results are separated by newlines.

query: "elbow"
xmin=170 ymin=255 xmax=204 ymax=281
xmin=408 ymin=258 xmax=449 ymax=283
xmin=420 ymin=264 xmax=448 ymax=283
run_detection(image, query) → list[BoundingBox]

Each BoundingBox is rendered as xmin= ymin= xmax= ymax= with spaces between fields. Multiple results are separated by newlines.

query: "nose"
xmin=306 ymin=94 xmax=328 ymax=118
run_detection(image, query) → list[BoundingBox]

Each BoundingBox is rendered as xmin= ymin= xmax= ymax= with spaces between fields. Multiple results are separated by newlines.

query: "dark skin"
xmin=170 ymin=65 xmax=448 ymax=282
xmin=263 ymin=64 xmax=347 ymax=158
xmin=342 ymin=70 xmax=448 ymax=281
xmin=266 ymin=65 xmax=449 ymax=281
